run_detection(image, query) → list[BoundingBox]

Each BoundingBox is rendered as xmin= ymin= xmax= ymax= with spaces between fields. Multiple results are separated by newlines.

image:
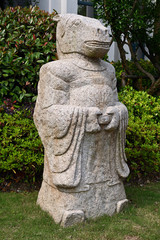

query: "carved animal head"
xmin=53 ymin=14 xmax=111 ymax=59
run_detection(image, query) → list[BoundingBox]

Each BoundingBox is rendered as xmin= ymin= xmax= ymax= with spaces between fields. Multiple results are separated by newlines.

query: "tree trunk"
xmin=148 ymin=78 xmax=160 ymax=95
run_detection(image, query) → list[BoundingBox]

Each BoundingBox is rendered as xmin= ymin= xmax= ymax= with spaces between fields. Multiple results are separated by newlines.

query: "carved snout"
xmin=97 ymin=28 xmax=108 ymax=36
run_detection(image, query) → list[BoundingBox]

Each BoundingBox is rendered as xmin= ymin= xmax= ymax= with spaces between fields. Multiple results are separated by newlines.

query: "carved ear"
xmin=58 ymin=22 xmax=65 ymax=38
xmin=53 ymin=14 xmax=62 ymax=22
xmin=53 ymin=14 xmax=65 ymax=38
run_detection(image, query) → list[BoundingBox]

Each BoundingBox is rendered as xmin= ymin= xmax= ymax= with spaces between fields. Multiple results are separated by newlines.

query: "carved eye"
xmin=97 ymin=28 xmax=101 ymax=34
xmin=73 ymin=19 xmax=81 ymax=26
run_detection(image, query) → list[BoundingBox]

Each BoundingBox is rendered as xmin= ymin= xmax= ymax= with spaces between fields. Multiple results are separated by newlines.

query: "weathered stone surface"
xmin=117 ymin=199 xmax=129 ymax=213
xmin=34 ymin=14 xmax=130 ymax=227
xmin=61 ymin=210 xmax=85 ymax=227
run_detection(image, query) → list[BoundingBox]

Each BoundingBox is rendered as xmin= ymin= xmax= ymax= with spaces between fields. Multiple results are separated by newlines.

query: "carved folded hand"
xmin=86 ymin=106 xmax=120 ymax=132
xmin=99 ymin=106 xmax=120 ymax=131
xmin=86 ymin=107 xmax=101 ymax=133
xmin=98 ymin=114 xmax=112 ymax=125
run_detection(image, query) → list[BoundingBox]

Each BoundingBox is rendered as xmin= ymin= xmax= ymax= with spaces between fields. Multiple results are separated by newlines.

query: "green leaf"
xmin=37 ymin=60 xmax=45 ymax=63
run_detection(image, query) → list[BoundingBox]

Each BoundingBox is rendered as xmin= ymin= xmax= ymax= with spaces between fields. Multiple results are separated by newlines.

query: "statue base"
xmin=37 ymin=179 xmax=128 ymax=227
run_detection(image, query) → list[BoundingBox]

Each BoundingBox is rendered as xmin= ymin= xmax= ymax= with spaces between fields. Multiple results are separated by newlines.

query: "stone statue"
xmin=33 ymin=14 xmax=130 ymax=227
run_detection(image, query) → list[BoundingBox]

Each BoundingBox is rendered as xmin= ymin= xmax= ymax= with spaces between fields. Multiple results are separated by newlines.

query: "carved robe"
xmin=34 ymin=59 xmax=129 ymax=191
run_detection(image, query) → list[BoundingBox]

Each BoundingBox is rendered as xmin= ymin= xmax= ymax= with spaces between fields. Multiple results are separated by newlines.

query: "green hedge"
xmin=0 ymin=107 xmax=43 ymax=183
xmin=0 ymin=88 xmax=160 ymax=183
xmin=0 ymin=6 xmax=57 ymax=103
xmin=119 ymin=87 xmax=160 ymax=181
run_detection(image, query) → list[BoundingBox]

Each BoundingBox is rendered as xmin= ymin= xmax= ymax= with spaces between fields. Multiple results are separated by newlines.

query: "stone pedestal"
xmin=37 ymin=179 xmax=128 ymax=227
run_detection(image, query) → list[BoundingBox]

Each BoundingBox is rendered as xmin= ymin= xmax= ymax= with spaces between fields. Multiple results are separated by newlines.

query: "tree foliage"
xmin=93 ymin=0 xmax=160 ymax=95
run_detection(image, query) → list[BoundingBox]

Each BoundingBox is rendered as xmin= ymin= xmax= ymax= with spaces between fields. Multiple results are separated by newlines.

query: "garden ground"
xmin=0 ymin=182 xmax=160 ymax=240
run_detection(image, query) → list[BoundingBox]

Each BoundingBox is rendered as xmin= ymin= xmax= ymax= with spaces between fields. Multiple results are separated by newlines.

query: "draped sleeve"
xmin=115 ymin=103 xmax=130 ymax=178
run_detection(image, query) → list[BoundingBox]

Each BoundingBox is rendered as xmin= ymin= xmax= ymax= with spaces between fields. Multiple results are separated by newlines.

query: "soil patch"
xmin=0 ymin=180 xmax=41 ymax=192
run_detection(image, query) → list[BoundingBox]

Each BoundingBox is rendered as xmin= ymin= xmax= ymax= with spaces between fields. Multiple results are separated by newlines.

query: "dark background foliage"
xmin=0 ymin=0 xmax=35 ymax=10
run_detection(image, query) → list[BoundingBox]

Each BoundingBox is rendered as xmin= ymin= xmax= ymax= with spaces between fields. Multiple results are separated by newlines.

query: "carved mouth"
xmin=85 ymin=41 xmax=110 ymax=49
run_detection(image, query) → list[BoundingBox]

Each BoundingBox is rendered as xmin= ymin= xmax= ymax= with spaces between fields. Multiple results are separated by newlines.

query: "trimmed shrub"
xmin=0 ymin=89 xmax=159 ymax=184
xmin=0 ymin=103 xmax=43 ymax=183
xmin=119 ymin=87 xmax=160 ymax=181
xmin=0 ymin=6 xmax=57 ymax=103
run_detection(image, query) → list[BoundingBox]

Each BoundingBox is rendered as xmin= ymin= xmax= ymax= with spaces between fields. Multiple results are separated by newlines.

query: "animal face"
xmin=54 ymin=14 xmax=111 ymax=59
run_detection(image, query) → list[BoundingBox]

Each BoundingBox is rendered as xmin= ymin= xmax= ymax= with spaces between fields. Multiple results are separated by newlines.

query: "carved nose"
xmin=104 ymin=29 xmax=108 ymax=35
xmin=97 ymin=28 xmax=108 ymax=36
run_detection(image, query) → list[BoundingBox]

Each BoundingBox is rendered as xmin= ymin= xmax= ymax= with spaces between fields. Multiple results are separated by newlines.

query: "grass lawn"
xmin=0 ymin=182 xmax=160 ymax=240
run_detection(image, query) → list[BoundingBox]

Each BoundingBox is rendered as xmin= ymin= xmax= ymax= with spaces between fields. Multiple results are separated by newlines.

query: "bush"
xmin=119 ymin=87 xmax=160 ymax=182
xmin=113 ymin=60 xmax=158 ymax=92
xmin=0 ymin=103 xmax=44 ymax=183
xmin=0 ymin=6 xmax=57 ymax=104
xmin=1 ymin=89 xmax=159 ymax=184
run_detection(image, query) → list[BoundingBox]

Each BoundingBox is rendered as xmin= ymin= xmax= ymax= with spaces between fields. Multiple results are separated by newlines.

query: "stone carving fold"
xmin=34 ymin=13 xmax=130 ymax=227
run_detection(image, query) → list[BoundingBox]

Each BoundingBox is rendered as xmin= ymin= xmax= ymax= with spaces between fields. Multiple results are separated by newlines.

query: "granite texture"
xmin=34 ymin=14 xmax=130 ymax=227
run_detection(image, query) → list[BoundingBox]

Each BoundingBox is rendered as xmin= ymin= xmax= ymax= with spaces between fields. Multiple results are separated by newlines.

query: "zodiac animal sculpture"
xmin=34 ymin=14 xmax=130 ymax=227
